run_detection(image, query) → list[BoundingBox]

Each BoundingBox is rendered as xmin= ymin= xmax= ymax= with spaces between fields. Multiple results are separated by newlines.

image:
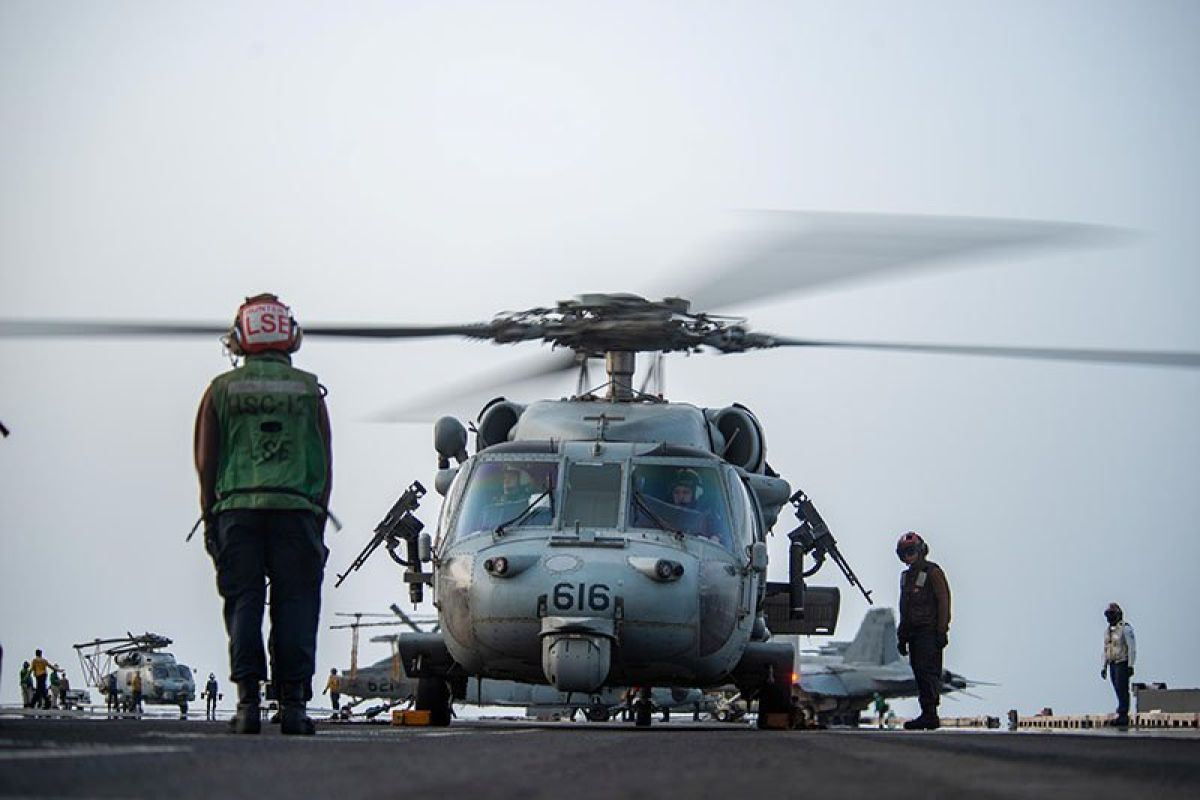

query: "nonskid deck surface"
xmin=0 ymin=717 xmax=1197 ymax=800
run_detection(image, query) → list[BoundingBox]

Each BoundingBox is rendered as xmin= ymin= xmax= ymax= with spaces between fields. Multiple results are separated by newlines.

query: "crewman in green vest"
xmin=195 ymin=293 xmax=332 ymax=735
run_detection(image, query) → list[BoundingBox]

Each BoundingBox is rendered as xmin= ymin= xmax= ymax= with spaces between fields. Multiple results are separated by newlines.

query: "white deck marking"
xmin=0 ymin=744 xmax=190 ymax=761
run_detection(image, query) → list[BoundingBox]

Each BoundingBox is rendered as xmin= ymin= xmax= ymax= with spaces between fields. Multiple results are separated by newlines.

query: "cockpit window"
xmin=450 ymin=459 xmax=559 ymax=541
xmin=152 ymin=666 xmax=168 ymax=680
xmin=560 ymin=462 xmax=623 ymax=529
xmin=628 ymin=463 xmax=733 ymax=549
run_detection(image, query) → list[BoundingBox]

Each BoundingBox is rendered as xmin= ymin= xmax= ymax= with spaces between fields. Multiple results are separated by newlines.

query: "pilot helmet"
xmin=671 ymin=468 xmax=702 ymax=503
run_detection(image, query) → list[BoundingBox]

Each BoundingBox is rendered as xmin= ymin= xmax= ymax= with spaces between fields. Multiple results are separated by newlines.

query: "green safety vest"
xmin=210 ymin=352 xmax=328 ymax=515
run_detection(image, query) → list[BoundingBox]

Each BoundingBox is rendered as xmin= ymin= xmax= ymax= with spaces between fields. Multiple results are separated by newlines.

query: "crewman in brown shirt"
xmin=895 ymin=531 xmax=951 ymax=730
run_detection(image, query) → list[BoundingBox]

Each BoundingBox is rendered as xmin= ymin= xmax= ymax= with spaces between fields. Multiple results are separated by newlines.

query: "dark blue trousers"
xmin=212 ymin=509 xmax=326 ymax=690
xmin=1108 ymin=660 xmax=1131 ymax=718
xmin=908 ymin=629 xmax=944 ymax=716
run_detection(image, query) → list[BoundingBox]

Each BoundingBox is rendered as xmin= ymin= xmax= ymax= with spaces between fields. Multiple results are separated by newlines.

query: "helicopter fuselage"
xmin=423 ymin=398 xmax=792 ymax=695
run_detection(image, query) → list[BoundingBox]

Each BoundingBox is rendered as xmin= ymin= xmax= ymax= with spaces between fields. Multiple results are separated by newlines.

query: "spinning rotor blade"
xmin=683 ymin=211 xmax=1127 ymax=312
xmin=0 ymin=320 xmax=227 ymax=337
xmin=0 ymin=319 xmax=491 ymax=340
xmin=763 ymin=335 xmax=1200 ymax=369
xmin=369 ymin=349 xmax=580 ymax=422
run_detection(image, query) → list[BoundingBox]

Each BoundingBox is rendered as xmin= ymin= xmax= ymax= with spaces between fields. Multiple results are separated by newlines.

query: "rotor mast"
xmin=605 ymin=351 xmax=636 ymax=401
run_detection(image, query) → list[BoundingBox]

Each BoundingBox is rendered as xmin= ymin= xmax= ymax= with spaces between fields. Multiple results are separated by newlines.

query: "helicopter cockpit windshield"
xmin=451 ymin=459 xmax=559 ymax=541
xmin=628 ymin=463 xmax=735 ymax=550
xmin=445 ymin=456 xmax=741 ymax=551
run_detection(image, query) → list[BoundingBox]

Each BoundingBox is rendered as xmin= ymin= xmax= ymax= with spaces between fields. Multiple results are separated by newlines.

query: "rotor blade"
xmin=682 ymin=211 xmax=1128 ymax=312
xmin=0 ymin=320 xmax=228 ymax=337
xmin=0 ymin=319 xmax=492 ymax=340
xmin=764 ymin=336 xmax=1200 ymax=369
xmin=369 ymin=349 xmax=580 ymax=423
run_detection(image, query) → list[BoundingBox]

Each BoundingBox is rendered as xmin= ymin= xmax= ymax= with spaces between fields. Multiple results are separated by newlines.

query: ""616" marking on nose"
xmin=552 ymin=582 xmax=611 ymax=612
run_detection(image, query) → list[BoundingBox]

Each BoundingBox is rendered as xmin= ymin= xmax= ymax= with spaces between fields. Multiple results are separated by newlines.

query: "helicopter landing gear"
xmin=179 ymin=700 xmax=188 ymax=718
xmin=661 ymin=707 xmax=671 ymax=723
xmin=415 ymin=677 xmax=452 ymax=727
xmin=755 ymin=682 xmax=793 ymax=730
xmin=634 ymin=687 xmax=653 ymax=728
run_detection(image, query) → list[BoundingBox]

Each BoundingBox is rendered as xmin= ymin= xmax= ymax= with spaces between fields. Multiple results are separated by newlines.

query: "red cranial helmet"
xmin=225 ymin=293 xmax=302 ymax=355
xmin=895 ymin=531 xmax=928 ymax=559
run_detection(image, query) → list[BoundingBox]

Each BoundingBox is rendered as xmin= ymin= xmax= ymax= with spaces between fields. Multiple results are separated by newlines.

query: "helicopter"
xmin=6 ymin=211 xmax=1199 ymax=729
xmin=72 ymin=633 xmax=196 ymax=715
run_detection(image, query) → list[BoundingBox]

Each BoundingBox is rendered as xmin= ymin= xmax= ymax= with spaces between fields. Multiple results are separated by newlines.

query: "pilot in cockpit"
xmin=498 ymin=467 xmax=530 ymax=504
xmin=667 ymin=469 xmax=722 ymax=543
xmin=670 ymin=469 xmax=701 ymax=510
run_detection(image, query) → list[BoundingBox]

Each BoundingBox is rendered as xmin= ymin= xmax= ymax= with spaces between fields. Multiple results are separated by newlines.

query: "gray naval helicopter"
xmin=72 ymin=633 xmax=196 ymax=715
xmin=7 ymin=212 xmax=1198 ymax=728
xmin=332 ymin=291 xmax=884 ymax=728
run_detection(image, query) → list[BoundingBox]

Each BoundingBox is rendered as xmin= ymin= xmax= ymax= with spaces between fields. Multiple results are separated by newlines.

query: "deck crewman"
xmin=195 ymin=294 xmax=333 ymax=735
xmin=895 ymin=531 xmax=951 ymax=731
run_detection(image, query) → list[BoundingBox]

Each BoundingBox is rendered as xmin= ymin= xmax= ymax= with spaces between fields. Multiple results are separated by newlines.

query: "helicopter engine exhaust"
xmin=476 ymin=399 xmax=526 ymax=451
xmin=707 ymin=405 xmax=765 ymax=473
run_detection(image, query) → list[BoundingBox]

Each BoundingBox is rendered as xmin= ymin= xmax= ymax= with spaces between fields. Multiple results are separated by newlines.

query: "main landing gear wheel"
xmin=415 ymin=677 xmax=452 ymax=727
xmin=756 ymin=682 xmax=792 ymax=730
xmin=634 ymin=687 xmax=653 ymax=728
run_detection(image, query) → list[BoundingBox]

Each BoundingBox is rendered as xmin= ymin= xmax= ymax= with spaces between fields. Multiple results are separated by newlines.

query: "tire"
xmin=585 ymin=707 xmax=611 ymax=723
xmin=716 ymin=709 xmax=731 ymax=722
xmin=415 ymin=678 xmax=452 ymax=727
xmin=756 ymin=683 xmax=791 ymax=730
xmin=635 ymin=702 xmax=652 ymax=728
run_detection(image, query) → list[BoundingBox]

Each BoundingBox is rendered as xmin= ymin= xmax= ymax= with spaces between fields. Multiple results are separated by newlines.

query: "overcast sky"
xmin=2 ymin=1 xmax=1198 ymax=720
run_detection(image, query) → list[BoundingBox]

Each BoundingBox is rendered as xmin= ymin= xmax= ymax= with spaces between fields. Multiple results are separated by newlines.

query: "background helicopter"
xmin=2 ymin=3 xmax=1199 ymax=721
xmin=72 ymin=633 xmax=196 ymax=715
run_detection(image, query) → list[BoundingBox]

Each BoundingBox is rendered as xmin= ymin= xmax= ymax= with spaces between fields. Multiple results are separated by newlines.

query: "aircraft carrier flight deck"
xmin=1 ymin=715 xmax=1196 ymax=799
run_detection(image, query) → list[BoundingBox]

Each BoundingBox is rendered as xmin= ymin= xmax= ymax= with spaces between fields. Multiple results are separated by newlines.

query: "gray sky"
xmin=2 ymin=1 xmax=1197 ymax=719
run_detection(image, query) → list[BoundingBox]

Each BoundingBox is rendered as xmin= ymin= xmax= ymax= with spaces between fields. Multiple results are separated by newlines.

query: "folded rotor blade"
xmin=0 ymin=319 xmax=491 ymax=340
xmin=369 ymin=349 xmax=580 ymax=423
xmin=683 ymin=211 xmax=1128 ymax=312
xmin=764 ymin=335 xmax=1200 ymax=369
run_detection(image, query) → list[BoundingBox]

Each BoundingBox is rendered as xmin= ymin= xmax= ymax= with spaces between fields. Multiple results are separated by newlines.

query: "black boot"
xmin=280 ymin=682 xmax=315 ymax=736
xmin=229 ymin=681 xmax=261 ymax=734
xmin=904 ymin=707 xmax=940 ymax=730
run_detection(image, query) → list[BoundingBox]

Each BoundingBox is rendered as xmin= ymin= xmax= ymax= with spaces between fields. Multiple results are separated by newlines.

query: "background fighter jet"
xmin=792 ymin=608 xmax=983 ymax=726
